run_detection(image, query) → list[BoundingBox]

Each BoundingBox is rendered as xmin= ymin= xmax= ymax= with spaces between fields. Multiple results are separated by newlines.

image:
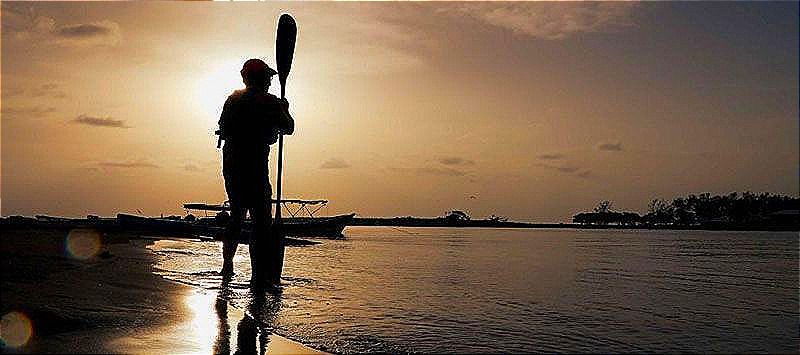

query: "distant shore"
xmin=1 ymin=215 xmax=796 ymax=234
xmin=350 ymin=217 xmax=799 ymax=232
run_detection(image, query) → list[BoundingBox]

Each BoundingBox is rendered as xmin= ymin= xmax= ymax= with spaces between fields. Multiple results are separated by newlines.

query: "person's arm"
xmin=278 ymin=98 xmax=295 ymax=135
xmin=217 ymin=96 xmax=234 ymax=147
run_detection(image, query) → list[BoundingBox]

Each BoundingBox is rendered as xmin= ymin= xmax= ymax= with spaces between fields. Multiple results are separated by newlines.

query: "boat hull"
xmin=279 ymin=214 xmax=354 ymax=239
xmin=121 ymin=213 xmax=354 ymax=240
xmin=2 ymin=213 xmax=354 ymax=243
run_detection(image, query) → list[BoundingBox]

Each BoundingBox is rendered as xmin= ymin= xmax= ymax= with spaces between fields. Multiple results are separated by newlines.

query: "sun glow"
xmin=193 ymin=56 xmax=308 ymax=130
xmin=195 ymin=58 xmax=249 ymax=122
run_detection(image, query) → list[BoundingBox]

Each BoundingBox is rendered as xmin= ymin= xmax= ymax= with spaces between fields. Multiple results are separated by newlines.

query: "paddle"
xmin=270 ymin=13 xmax=297 ymax=284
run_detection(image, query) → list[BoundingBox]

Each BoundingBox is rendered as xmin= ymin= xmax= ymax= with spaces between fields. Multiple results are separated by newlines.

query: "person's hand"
xmin=280 ymin=98 xmax=289 ymax=109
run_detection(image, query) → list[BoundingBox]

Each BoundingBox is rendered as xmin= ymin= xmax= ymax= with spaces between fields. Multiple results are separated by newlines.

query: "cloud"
xmin=56 ymin=22 xmax=114 ymax=38
xmin=556 ymin=166 xmax=579 ymax=173
xmin=2 ymin=5 xmax=121 ymax=47
xmin=438 ymin=157 xmax=475 ymax=166
xmin=536 ymin=162 xmax=590 ymax=179
xmin=320 ymin=158 xmax=351 ymax=169
xmin=1 ymin=4 xmax=34 ymax=32
xmin=444 ymin=2 xmax=638 ymax=40
xmin=2 ymin=106 xmax=56 ymax=118
xmin=4 ymin=83 xmax=68 ymax=99
xmin=180 ymin=158 xmax=216 ymax=172
xmin=71 ymin=114 xmax=129 ymax=128
xmin=390 ymin=166 xmax=468 ymax=177
xmin=98 ymin=160 xmax=159 ymax=169
xmin=53 ymin=20 xmax=121 ymax=46
xmin=537 ymin=153 xmax=564 ymax=160
xmin=3 ymin=88 xmax=27 ymax=97
xmin=30 ymin=83 xmax=68 ymax=98
xmin=299 ymin=6 xmax=438 ymax=75
xmin=417 ymin=167 xmax=468 ymax=177
xmin=596 ymin=141 xmax=623 ymax=151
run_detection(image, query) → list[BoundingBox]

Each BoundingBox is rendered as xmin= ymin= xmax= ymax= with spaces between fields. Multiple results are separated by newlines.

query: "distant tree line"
xmin=351 ymin=210 xmax=538 ymax=228
xmin=573 ymin=192 xmax=799 ymax=229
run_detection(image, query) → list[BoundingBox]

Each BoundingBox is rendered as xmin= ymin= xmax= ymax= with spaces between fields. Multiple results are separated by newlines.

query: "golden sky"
xmin=2 ymin=2 xmax=798 ymax=221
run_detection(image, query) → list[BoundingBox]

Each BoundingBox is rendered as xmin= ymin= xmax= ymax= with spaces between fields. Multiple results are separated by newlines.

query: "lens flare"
xmin=65 ymin=229 xmax=102 ymax=260
xmin=0 ymin=311 xmax=33 ymax=348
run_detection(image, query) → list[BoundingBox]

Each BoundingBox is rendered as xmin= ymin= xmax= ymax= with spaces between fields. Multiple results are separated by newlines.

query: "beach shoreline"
xmin=0 ymin=227 xmax=326 ymax=354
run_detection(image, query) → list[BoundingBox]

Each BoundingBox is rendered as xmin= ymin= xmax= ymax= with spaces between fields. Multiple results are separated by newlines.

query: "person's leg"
xmin=249 ymin=201 xmax=273 ymax=285
xmin=221 ymin=148 xmax=240 ymax=276
xmin=249 ymin=184 xmax=274 ymax=286
xmin=247 ymin=207 xmax=259 ymax=283
xmin=264 ymin=183 xmax=278 ymax=284
xmin=222 ymin=206 xmax=244 ymax=275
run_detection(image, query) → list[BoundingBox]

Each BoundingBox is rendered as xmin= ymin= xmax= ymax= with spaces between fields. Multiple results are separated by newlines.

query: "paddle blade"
xmin=276 ymin=14 xmax=297 ymax=91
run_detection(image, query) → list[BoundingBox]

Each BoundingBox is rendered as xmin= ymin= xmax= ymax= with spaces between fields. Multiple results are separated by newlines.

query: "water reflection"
xmin=154 ymin=229 xmax=798 ymax=353
xmin=211 ymin=276 xmax=284 ymax=355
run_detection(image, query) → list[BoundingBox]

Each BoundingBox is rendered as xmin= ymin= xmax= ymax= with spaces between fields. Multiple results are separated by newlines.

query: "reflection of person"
xmin=234 ymin=315 xmax=259 ymax=355
xmin=217 ymin=58 xmax=294 ymax=282
xmin=239 ymin=288 xmax=281 ymax=355
xmin=213 ymin=284 xmax=282 ymax=355
xmin=213 ymin=275 xmax=235 ymax=355
xmin=213 ymin=297 xmax=231 ymax=355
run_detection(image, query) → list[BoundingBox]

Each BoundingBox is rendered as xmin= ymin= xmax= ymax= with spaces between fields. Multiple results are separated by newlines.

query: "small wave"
xmin=188 ymin=270 xmax=224 ymax=276
xmin=154 ymin=249 xmax=214 ymax=257
xmin=282 ymin=276 xmax=316 ymax=286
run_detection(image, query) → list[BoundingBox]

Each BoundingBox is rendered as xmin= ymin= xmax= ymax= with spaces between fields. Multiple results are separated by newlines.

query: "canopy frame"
xmin=183 ymin=199 xmax=329 ymax=218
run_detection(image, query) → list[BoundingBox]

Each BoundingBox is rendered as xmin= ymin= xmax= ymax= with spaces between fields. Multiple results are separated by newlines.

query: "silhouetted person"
xmin=218 ymin=58 xmax=294 ymax=283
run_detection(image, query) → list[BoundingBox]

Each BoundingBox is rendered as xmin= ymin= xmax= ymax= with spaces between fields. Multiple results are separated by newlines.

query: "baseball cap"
xmin=241 ymin=58 xmax=278 ymax=78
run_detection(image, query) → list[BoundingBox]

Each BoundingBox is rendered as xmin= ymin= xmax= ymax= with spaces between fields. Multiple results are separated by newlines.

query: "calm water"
xmin=150 ymin=227 xmax=799 ymax=353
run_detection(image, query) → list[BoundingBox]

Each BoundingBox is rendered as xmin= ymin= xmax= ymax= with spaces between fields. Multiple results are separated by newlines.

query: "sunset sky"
xmin=2 ymin=2 xmax=798 ymax=222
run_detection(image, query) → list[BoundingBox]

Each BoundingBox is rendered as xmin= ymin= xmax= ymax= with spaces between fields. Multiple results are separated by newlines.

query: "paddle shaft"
xmin=275 ymin=87 xmax=285 ymax=224
xmin=269 ymin=14 xmax=296 ymax=284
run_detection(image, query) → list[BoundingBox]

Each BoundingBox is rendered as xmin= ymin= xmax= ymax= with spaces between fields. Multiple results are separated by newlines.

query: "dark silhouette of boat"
xmin=116 ymin=213 xmax=354 ymax=241
xmin=1 ymin=199 xmax=353 ymax=241
xmin=182 ymin=199 xmax=353 ymax=239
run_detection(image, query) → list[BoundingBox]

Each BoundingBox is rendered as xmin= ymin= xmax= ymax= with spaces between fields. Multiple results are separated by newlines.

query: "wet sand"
xmin=0 ymin=228 xmax=326 ymax=354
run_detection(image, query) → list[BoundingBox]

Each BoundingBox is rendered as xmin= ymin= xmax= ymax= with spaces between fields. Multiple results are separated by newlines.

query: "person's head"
xmin=240 ymin=58 xmax=277 ymax=89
